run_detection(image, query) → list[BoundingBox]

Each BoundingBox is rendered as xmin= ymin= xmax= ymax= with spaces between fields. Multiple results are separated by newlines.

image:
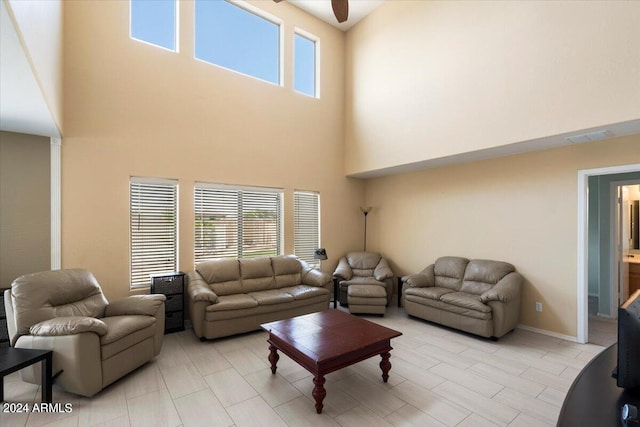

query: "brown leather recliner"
xmin=4 ymin=269 xmax=166 ymax=397
xmin=333 ymin=252 xmax=394 ymax=314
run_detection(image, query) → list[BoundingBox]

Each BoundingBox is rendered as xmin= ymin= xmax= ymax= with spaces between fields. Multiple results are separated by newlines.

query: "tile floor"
xmin=587 ymin=296 xmax=617 ymax=347
xmin=1 ymin=305 xmax=606 ymax=427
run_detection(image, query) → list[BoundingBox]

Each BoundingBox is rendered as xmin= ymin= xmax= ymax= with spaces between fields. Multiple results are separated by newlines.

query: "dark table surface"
xmin=557 ymin=343 xmax=640 ymax=427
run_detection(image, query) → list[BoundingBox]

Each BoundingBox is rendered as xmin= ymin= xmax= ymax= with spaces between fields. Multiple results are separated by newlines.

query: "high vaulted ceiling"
xmin=0 ymin=1 xmax=59 ymax=137
xmin=287 ymin=0 xmax=384 ymax=31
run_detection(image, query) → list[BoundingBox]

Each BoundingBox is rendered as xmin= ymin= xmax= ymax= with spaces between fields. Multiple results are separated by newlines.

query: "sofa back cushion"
xmin=347 ymin=252 xmax=381 ymax=277
xmin=240 ymin=257 xmax=275 ymax=292
xmin=196 ymin=259 xmax=242 ymax=296
xmin=434 ymin=256 xmax=469 ymax=290
xmin=10 ymin=269 xmax=109 ymax=340
xmin=461 ymin=260 xmax=515 ymax=295
xmin=271 ymin=255 xmax=302 ymax=288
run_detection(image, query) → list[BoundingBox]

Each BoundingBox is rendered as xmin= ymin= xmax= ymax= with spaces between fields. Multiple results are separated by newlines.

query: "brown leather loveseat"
xmin=401 ymin=256 xmax=522 ymax=339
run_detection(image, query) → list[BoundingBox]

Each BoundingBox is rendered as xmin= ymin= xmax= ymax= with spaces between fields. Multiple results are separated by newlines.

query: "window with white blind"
xmin=194 ymin=183 xmax=283 ymax=263
xmin=294 ymin=190 xmax=320 ymax=268
xmin=130 ymin=178 xmax=178 ymax=289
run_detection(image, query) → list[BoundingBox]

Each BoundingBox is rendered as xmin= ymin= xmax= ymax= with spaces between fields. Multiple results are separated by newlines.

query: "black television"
xmin=613 ymin=289 xmax=640 ymax=389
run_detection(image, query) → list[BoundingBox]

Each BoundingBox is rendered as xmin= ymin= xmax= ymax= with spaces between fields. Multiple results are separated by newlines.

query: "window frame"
xmin=194 ymin=182 xmax=284 ymax=263
xmin=129 ymin=177 xmax=179 ymax=289
xmin=294 ymin=190 xmax=321 ymax=268
xmin=129 ymin=0 xmax=179 ymax=52
xmin=293 ymin=27 xmax=320 ymax=98
xmin=194 ymin=0 xmax=284 ymax=86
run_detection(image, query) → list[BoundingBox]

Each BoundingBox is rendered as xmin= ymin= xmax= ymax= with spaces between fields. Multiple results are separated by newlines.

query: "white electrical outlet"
xmin=535 ymin=302 xmax=543 ymax=312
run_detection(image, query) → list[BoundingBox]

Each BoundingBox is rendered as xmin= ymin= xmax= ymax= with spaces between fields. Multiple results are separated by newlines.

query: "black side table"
xmin=332 ymin=278 xmax=338 ymax=309
xmin=0 ymin=347 xmax=53 ymax=402
xmin=397 ymin=277 xmax=403 ymax=307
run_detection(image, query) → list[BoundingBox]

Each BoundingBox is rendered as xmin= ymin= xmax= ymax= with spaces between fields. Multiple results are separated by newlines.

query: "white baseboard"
xmin=516 ymin=324 xmax=579 ymax=343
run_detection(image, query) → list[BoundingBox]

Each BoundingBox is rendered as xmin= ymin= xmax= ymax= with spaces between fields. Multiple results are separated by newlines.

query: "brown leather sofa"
xmin=187 ymin=255 xmax=331 ymax=340
xmin=401 ymin=256 xmax=522 ymax=339
xmin=4 ymin=269 xmax=166 ymax=397
xmin=333 ymin=252 xmax=394 ymax=314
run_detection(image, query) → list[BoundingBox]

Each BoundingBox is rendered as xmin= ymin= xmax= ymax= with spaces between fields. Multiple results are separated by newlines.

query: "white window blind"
xmin=195 ymin=183 xmax=283 ymax=263
xmin=130 ymin=178 xmax=178 ymax=288
xmin=294 ymin=190 xmax=320 ymax=268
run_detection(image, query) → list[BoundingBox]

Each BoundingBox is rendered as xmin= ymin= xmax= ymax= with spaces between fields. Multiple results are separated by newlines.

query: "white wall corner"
xmin=51 ymin=137 xmax=61 ymax=270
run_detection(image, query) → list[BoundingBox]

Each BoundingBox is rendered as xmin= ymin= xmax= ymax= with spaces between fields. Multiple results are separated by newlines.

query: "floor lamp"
xmin=360 ymin=206 xmax=372 ymax=251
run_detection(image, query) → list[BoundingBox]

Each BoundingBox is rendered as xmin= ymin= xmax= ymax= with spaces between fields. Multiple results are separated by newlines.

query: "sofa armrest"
xmin=301 ymin=264 xmax=332 ymax=287
xmin=105 ymin=294 xmax=166 ymax=317
xmin=187 ymin=273 xmax=219 ymax=304
xmin=480 ymin=272 xmax=523 ymax=303
xmin=374 ymin=258 xmax=394 ymax=281
xmin=29 ymin=316 xmax=108 ymax=337
xmin=402 ymin=264 xmax=435 ymax=288
xmin=333 ymin=257 xmax=353 ymax=281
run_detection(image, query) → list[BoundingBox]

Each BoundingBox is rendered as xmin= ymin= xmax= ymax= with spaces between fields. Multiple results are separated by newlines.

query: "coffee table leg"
xmin=380 ymin=352 xmax=391 ymax=383
xmin=312 ymin=375 xmax=326 ymax=414
xmin=268 ymin=344 xmax=279 ymax=374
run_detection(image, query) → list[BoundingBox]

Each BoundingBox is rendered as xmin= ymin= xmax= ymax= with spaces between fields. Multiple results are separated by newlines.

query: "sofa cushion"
xmin=271 ymin=255 xmax=302 ymax=288
xmin=196 ymin=259 xmax=243 ymax=296
xmin=340 ymin=277 xmax=386 ymax=287
xmin=404 ymin=286 xmax=455 ymax=301
xmin=282 ymin=285 xmax=329 ymax=300
xmin=100 ymin=315 xmax=156 ymax=345
xmin=11 ymin=269 xmax=109 ymax=338
xmin=347 ymin=252 xmax=381 ymax=277
xmin=100 ymin=315 xmax=156 ymax=360
xmin=440 ymin=292 xmax=492 ymax=313
xmin=348 ymin=284 xmax=387 ymax=298
xmin=434 ymin=257 xmax=469 ymax=290
xmin=248 ymin=290 xmax=295 ymax=306
xmin=206 ymin=294 xmax=259 ymax=312
xmin=240 ymin=258 xmax=276 ymax=292
xmin=461 ymin=260 xmax=515 ymax=295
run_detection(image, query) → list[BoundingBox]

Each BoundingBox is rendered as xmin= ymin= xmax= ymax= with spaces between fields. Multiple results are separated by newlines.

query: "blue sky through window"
xmin=294 ymin=34 xmax=316 ymax=97
xmin=195 ymin=0 xmax=280 ymax=85
xmin=130 ymin=0 xmax=176 ymax=51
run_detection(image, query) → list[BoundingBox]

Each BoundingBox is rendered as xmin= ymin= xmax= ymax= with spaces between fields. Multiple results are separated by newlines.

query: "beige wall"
xmin=7 ymin=0 xmax=63 ymax=134
xmin=363 ymin=134 xmax=640 ymax=337
xmin=62 ymin=1 xmax=363 ymax=300
xmin=345 ymin=0 xmax=640 ymax=175
xmin=0 ymin=131 xmax=51 ymax=289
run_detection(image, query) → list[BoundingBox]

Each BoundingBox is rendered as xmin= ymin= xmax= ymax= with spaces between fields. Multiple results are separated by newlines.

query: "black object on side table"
xmin=557 ymin=343 xmax=640 ymax=427
xmin=151 ymin=272 xmax=185 ymax=334
xmin=0 ymin=348 xmax=53 ymax=403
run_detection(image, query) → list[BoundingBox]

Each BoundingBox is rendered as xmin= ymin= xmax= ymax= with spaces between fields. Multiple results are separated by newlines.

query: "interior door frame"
xmin=577 ymin=163 xmax=640 ymax=344
xmin=609 ymin=180 xmax=639 ymax=317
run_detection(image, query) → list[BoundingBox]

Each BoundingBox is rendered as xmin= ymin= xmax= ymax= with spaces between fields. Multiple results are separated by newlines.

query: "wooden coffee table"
xmin=260 ymin=310 xmax=402 ymax=414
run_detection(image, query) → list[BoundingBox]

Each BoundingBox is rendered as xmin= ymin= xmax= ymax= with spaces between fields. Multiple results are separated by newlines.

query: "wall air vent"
xmin=565 ymin=130 xmax=614 ymax=144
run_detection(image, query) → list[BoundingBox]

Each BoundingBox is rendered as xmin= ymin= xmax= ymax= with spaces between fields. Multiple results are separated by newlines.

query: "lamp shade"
xmin=314 ymin=248 xmax=328 ymax=260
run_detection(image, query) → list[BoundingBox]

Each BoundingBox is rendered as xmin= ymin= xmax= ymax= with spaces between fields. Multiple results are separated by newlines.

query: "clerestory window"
xmin=130 ymin=0 xmax=177 ymax=51
xmin=195 ymin=0 xmax=282 ymax=85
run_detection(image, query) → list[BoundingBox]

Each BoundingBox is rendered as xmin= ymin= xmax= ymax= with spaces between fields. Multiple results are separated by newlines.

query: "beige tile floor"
xmin=1 ymin=305 xmax=606 ymax=427
xmin=587 ymin=296 xmax=617 ymax=347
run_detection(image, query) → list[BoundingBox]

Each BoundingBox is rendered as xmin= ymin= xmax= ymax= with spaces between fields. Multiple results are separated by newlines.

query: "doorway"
xmin=578 ymin=164 xmax=640 ymax=344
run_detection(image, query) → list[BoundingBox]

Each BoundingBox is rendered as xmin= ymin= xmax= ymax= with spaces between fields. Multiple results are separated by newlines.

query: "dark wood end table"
xmin=261 ymin=310 xmax=402 ymax=414
xmin=0 ymin=347 xmax=53 ymax=403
